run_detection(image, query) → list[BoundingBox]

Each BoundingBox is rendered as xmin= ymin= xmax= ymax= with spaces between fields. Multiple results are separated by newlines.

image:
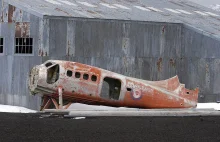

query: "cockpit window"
xmin=47 ymin=64 xmax=59 ymax=84
xmin=45 ymin=62 xmax=53 ymax=67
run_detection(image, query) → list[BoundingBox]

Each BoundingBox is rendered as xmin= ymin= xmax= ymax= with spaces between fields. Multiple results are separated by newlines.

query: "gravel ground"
xmin=0 ymin=113 xmax=220 ymax=142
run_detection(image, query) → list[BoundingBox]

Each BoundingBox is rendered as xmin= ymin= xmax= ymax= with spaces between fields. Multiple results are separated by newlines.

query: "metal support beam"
xmin=58 ymin=87 xmax=63 ymax=109
xmin=51 ymin=98 xmax=59 ymax=109
xmin=41 ymin=99 xmax=52 ymax=111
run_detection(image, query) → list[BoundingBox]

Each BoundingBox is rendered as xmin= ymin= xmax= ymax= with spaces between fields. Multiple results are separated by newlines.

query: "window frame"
xmin=0 ymin=37 xmax=4 ymax=56
xmin=14 ymin=37 xmax=34 ymax=56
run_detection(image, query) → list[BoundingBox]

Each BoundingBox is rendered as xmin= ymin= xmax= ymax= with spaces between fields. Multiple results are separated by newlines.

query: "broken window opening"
xmin=91 ymin=75 xmax=97 ymax=82
xmin=67 ymin=70 xmax=73 ymax=77
xmin=47 ymin=64 xmax=59 ymax=84
xmin=15 ymin=37 xmax=33 ymax=55
xmin=75 ymin=72 xmax=81 ymax=78
xmin=45 ymin=62 xmax=53 ymax=67
xmin=83 ymin=74 xmax=89 ymax=80
xmin=100 ymin=77 xmax=121 ymax=100
xmin=0 ymin=38 xmax=4 ymax=54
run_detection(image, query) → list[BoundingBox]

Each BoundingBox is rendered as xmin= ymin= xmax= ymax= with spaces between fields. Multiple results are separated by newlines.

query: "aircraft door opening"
xmin=100 ymin=77 xmax=121 ymax=100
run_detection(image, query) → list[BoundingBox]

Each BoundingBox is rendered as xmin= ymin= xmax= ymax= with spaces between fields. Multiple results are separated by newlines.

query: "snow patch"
xmin=68 ymin=103 xmax=138 ymax=110
xmin=197 ymin=103 xmax=220 ymax=110
xmin=69 ymin=103 xmax=220 ymax=111
xmin=72 ymin=117 xmax=86 ymax=120
xmin=0 ymin=104 xmax=37 ymax=113
xmin=210 ymin=4 xmax=220 ymax=11
xmin=0 ymin=103 xmax=220 ymax=113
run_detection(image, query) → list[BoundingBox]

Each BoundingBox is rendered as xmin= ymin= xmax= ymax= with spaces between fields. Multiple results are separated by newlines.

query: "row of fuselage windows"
xmin=67 ymin=70 xmax=98 ymax=82
xmin=0 ymin=37 xmax=33 ymax=54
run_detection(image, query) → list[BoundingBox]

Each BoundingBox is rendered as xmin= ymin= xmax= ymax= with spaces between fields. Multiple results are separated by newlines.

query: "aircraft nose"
xmin=28 ymin=66 xmax=39 ymax=95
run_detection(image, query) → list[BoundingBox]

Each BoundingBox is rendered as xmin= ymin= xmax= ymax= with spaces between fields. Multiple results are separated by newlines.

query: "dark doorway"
xmin=100 ymin=77 xmax=121 ymax=100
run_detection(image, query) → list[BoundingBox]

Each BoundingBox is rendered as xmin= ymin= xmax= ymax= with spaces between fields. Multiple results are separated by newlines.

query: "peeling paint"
xmin=28 ymin=60 xmax=199 ymax=110
xmin=169 ymin=59 xmax=175 ymax=67
xmin=157 ymin=58 xmax=163 ymax=72
xmin=15 ymin=22 xmax=30 ymax=37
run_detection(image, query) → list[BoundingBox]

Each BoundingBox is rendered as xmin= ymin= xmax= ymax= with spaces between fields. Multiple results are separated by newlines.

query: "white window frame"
xmin=14 ymin=37 xmax=34 ymax=56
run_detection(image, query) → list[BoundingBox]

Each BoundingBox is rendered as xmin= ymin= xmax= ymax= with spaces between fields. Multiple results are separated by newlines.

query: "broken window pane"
xmin=15 ymin=46 xmax=19 ymax=53
xmin=15 ymin=38 xmax=33 ymax=54
xmin=0 ymin=46 xmax=3 ymax=53
xmin=0 ymin=38 xmax=3 ymax=54
xmin=0 ymin=38 xmax=3 ymax=45
xmin=45 ymin=62 xmax=53 ymax=67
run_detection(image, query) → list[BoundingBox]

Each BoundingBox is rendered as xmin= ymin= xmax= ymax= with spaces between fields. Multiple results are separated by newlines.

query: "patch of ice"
xmin=0 ymin=104 xmax=37 ymax=113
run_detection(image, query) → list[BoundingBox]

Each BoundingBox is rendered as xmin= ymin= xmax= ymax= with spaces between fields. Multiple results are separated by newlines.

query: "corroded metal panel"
xmin=30 ymin=14 xmax=40 ymax=56
xmin=66 ymin=20 xmax=75 ymax=57
xmin=8 ymin=4 xmax=14 ymax=22
xmin=28 ymin=60 xmax=199 ymax=110
xmin=0 ymin=0 xmax=220 ymax=108
xmin=11 ymin=56 xmax=42 ymax=108
xmin=38 ymin=19 xmax=49 ymax=56
xmin=15 ymin=22 xmax=30 ymax=37
xmin=8 ymin=4 xmax=30 ymax=23
xmin=45 ymin=18 xmax=220 ymax=103
xmin=49 ymin=19 xmax=67 ymax=57
xmin=1 ymin=1 xmax=8 ymax=22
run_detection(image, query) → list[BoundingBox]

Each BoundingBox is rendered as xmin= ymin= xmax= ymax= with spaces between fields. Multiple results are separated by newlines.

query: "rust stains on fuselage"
xmin=28 ymin=60 xmax=199 ymax=109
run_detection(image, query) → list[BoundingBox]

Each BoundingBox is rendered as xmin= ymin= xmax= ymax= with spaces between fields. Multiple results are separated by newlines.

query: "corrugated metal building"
xmin=0 ymin=0 xmax=220 ymax=110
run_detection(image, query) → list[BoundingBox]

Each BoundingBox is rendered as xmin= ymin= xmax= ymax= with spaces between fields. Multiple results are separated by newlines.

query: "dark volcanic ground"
xmin=0 ymin=113 xmax=220 ymax=142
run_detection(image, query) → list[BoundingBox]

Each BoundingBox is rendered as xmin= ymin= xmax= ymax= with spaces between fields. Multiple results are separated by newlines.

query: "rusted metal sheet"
xmin=38 ymin=19 xmax=49 ymax=56
xmin=8 ymin=4 xmax=30 ymax=23
xmin=66 ymin=20 xmax=75 ymax=57
xmin=15 ymin=22 xmax=30 ymax=37
xmin=28 ymin=60 xmax=199 ymax=110
xmin=1 ymin=1 xmax=9 ymax=22
xmin=8 ymin=4 xmax=15 ymax=22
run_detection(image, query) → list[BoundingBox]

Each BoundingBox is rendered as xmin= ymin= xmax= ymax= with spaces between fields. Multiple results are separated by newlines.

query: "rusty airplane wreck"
xmin=28 ymin=60 xmax=199 ymax=110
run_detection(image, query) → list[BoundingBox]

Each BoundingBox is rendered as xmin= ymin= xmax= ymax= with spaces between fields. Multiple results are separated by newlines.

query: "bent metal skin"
xmin=28 ymin=60 xmax=199 ymax=110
